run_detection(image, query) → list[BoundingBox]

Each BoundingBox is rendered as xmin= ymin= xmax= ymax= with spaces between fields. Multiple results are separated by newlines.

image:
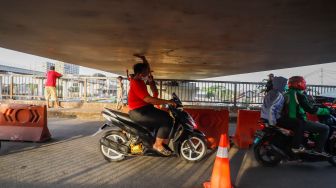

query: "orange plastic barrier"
xmin=233 ymin=110 xmax=261 ymax=149
xmin=0 ymin=104 xmax=51 ymax=142
xmin=306 ymin=113 xmax=319 ymax=122
xmin=185 ymin=108 xmax=229 ymax=149
xmin=203 ymin=134 xmax=233 ymax=188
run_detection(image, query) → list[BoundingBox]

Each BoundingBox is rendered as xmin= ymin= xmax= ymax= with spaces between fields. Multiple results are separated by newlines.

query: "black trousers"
xmin=129 ymin=105 xmax=173 ymax=139
xmin=303 ymin=121 xmax=329 ymax=152
xmin=277 ymin=118 xmax=304 ymax=149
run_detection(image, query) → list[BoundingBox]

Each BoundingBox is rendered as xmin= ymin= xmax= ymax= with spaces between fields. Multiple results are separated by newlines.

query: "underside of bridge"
xmin=0 ymin=0 xmax=336 ymax=79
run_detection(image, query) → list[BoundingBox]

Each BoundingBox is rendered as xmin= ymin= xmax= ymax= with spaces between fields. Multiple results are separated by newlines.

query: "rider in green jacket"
xmin=281 ymin=76 xmax=330 ymax=156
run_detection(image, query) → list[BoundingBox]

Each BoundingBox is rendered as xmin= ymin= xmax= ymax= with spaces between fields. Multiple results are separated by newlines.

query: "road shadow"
xmin=0 ymin=118 xmax=102 ymax=156
xmin=235 ymin=149 xmax=336 ymax=188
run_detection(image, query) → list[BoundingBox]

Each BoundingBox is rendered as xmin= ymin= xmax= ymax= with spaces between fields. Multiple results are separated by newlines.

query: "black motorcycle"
xmin=93 ymin=93 xmax=208 ymax=162
xmin=253 ymin=112 xmax=336 ymax=167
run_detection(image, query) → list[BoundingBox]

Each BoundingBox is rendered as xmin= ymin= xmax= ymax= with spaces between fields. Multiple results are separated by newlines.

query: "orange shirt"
xmin=45 ymin=70 xmax=62 ymax=87
xmin=128 ymin=79 xmax=150 ymax=110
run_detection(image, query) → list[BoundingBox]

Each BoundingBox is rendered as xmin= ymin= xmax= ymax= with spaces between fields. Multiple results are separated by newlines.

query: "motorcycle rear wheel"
xmin=180 ymin=134 xmax=207 ymax=162
xmin=99 ymin=130 xmax=128 ymax=162
xmin=254 ymin=141 xmax=282 ymax=167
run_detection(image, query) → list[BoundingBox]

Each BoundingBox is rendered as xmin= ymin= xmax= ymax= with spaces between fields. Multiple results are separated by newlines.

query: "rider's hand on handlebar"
xmin=167 ymin=100 xmax=177 ymax=108
xmin=329 ymin=107 xmax=336 ymax=115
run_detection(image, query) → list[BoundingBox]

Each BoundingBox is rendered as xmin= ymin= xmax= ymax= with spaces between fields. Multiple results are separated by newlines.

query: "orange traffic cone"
xmin=203 ymin=134 xmax=232 ymax=188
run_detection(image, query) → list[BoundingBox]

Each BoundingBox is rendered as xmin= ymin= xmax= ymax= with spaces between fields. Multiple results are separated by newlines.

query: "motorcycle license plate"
xmin=253 ymin=137 xmax=261 ymax=144
xmin=253 ymin=131 xmax=265 ymax=144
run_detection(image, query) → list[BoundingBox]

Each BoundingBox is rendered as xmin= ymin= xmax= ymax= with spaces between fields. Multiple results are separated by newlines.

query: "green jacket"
xmin=282 ymin=88 xmax=329 ymax=121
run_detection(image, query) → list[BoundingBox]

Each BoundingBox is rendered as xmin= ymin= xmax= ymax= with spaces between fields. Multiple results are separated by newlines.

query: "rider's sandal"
xmin=291 ymin=147 xmax=306 ymax=153
xmin=162 ymin=144 xmax=173 ymax=152
xmin=154 ymin=147 xmax=172 ymax=156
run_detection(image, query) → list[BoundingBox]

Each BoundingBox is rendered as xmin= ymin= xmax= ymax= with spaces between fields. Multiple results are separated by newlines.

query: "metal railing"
xmin=158 ymin=79 xmax=266 ymax=107
xmin=1 ymin=74 xmax=336 ymax=107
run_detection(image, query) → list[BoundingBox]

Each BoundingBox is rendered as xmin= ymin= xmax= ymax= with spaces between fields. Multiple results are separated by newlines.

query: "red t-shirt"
xmin=128 ymin=79 xmax=150 ymax=110
xmin=45 ymin=70 xmax=62 ymax=87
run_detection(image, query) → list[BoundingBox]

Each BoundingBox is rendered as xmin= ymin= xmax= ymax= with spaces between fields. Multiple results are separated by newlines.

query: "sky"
xmin=206 ymin=62 xmax=336 ymax=85
xmin=0 ymin=47 xmax=335 ymax=85
xmin=0 ymin=47 xmax=118 ymax=77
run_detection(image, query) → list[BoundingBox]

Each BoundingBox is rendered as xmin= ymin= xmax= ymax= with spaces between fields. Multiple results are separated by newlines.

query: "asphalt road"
xmin=0 ymin=118 xmax=335 ymax=188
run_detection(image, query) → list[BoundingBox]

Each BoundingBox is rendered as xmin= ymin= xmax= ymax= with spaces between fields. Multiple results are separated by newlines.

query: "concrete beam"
xmin=0 ymin=0 xmax=336 ymax=79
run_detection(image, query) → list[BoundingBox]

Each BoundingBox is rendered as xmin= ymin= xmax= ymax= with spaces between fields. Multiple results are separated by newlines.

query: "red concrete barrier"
xmin=185 ymin=108 xmax=229 ymax=149
xmin=0 ymin=104 xmax=51 ymax=142
xmin=233 ymin=109 xmax=261 ymax=149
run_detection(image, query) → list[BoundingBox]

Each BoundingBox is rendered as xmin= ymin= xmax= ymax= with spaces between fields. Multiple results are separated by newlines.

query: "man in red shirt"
xmin=45 ymin=65 xmax=63 ymax=108
xmin=128 ymin=55 xmax=176 ymax=156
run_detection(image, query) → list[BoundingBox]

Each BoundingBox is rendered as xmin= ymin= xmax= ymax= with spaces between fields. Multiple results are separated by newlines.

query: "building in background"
xmin=64 ymin=63 xmax=79 ymax=75
xmin=46 ymin=62 xmax=79 ymax=75
xmin=0 ymin=64 xmax=44 ymax=75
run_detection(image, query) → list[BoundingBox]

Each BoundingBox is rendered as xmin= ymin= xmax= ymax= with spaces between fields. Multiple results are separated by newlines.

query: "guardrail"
xmin=158 ymin=79 xmax=266 ymax=107
xmin=1 ymin=74 xmax=336 ymax=107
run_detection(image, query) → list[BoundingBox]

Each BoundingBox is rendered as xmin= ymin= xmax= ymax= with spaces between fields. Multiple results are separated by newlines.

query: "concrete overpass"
xmin=0 ymin=0 xmax=336 ymax=79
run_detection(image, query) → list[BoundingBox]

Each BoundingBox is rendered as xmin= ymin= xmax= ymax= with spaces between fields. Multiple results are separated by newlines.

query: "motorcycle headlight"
xmin=187 ymin=115 xmax=198 ymax=129
xmin=177 ymin=107 xmax=183 ymax=111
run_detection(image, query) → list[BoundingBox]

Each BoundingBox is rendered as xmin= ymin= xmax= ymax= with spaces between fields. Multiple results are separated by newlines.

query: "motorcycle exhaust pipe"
xmin=100 ymin=137 xmax=129 ymax=154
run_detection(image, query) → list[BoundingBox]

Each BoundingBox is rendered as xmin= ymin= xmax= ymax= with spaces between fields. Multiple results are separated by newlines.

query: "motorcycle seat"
xmin=274 ymin=124 xmax=294 ymax=136
xmin=105 ymin=108 xmax=133 ymax=122
xmin=104 ymin=108 xmax=154 ymax=132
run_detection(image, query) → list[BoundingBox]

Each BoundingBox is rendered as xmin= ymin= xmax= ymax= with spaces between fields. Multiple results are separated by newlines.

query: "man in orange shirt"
xmin=45 ymin=65 xmax=63 ymax=108
xmin=128 ymin=55 xmax=176 ymax=156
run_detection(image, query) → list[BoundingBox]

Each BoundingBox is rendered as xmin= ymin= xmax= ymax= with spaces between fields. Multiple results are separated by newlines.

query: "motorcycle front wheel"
xmin=180 ymin=134 xmax=207 ymax=162
xmin=254 ymin=140 xmax=282 ymax=167
xmin=99 ymin=130 xmax=128 ymax=162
